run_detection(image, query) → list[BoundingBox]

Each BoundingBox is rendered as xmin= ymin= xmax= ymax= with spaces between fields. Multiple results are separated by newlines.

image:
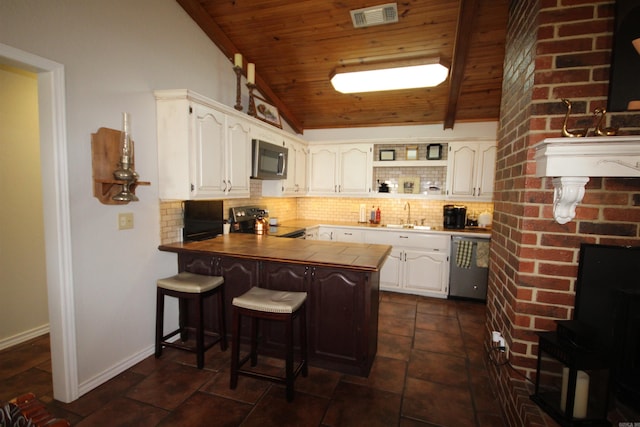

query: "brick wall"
xmin=487 ymin=1 xmax=640 ymax=426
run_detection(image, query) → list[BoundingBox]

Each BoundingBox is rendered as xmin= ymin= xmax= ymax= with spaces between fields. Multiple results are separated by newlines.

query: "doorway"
xmin=0 ymin=43 xmax=78 ymax=403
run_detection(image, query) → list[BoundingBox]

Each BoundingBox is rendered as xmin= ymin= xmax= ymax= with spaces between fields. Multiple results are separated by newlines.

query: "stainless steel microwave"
xmin=251 ymin=139 xmax=288 ymax=180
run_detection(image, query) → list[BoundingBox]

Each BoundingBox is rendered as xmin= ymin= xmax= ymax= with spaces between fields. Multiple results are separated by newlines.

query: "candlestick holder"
xmin=247 ymin=83 xmax=257 ymax=117
xmin=233 ymin=65 xmax=243 ymax=111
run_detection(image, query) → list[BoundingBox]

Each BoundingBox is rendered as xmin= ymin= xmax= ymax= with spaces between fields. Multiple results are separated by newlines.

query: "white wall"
xmin=0 ymin=64 xmax=49 ymax=346
xmin=0 ymin=0 xmax=240 ymax=393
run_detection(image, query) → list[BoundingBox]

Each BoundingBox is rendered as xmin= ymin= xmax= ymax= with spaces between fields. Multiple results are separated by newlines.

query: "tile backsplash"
xmin=160 ymin=179 xmax=493 ymax=244
xmin=296 ymin=197 xmax=492 ymax=228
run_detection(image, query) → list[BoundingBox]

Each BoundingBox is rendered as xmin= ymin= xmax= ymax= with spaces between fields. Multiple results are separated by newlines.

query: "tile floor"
xmin=0 ymin=292 xmax=506 ymax=426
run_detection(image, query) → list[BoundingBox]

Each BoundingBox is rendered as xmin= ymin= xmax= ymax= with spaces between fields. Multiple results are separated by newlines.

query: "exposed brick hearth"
xmin=488 ymin=1 xmax=640 ymax=426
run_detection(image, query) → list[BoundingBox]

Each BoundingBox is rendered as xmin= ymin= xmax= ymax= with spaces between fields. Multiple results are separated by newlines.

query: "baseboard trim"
xmin=0 ymin=324 xmax=50 ymax=351
xmin=77 ymin=344 xmax=155 ymax=398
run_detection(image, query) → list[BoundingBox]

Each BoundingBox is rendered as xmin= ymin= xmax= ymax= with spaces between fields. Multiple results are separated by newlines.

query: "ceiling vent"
xmin=350 ymin=3 xmax=398 ymax=28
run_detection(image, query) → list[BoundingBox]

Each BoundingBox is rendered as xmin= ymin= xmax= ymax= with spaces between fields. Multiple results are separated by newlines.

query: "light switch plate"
xmin=118 ymin=212 xmax=134 ymax=230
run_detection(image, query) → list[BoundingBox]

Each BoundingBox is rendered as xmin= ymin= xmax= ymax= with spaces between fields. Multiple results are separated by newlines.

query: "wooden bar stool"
xmin=155 ymin=272 xmax=227 ymax=369
xmin=230 ymin=287 xmax=308 ymax=402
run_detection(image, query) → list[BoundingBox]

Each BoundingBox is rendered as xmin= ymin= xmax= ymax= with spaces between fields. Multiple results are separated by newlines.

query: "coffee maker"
xmin=443 ymin=205 xmax=467 ymax=229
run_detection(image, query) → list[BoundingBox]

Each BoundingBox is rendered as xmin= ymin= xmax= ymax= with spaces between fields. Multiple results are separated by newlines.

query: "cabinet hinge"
xmin=190 ymin=183 xmax=194 ymax=191
xmin=189 ymin=106 xmax=193 ymax=114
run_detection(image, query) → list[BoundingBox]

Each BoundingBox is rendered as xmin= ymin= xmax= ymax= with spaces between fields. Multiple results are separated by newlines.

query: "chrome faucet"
xmin=404 ymin=202 xmax=411 ymax=224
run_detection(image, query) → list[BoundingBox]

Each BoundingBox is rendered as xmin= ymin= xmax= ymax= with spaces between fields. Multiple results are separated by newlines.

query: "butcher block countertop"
xmin=159 ymin=233 xmax=391 ymax=272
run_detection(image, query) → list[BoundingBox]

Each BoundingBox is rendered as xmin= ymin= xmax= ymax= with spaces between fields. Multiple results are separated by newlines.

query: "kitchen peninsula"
xmin=159 ymin=234 xmax=391 ymax=376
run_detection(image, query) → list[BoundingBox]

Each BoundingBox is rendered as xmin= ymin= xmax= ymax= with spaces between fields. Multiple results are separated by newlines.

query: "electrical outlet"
xmin=491 ymin=330 xmax=508 ymax=358
xmin=118 ymin=212 xmax=134 ymax=230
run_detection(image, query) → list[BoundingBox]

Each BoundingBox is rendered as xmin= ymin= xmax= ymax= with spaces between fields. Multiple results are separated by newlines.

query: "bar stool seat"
xmin=155 ymin=272 xmax=227 ymax=369
xmin=230 ymin=287 xmax=308 ymax=402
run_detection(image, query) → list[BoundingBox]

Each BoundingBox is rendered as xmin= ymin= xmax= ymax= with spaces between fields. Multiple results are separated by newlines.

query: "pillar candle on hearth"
xmin=560 ymin=367 xmax=590 ymax=419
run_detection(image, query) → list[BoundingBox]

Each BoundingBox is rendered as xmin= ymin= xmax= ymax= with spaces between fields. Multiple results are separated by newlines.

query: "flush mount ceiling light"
xmin=330 ymin=58 xmax=449 ymax=94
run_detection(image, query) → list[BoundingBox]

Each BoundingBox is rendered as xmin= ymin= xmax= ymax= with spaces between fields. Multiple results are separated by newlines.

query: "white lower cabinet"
xmin=403 ymin=249 xmax=449 ymax=296
xmin=305 ymin=226 xmax=319 ymax=240
xmin=366 ymin=230 xmax=450 ymax=298
xmin=317 ymin=226 xmax=366 ymax=242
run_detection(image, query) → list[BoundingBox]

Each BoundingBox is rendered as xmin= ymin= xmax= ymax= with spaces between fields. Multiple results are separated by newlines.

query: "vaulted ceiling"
xmin=177 ymin=0 xmax=508 ymax=134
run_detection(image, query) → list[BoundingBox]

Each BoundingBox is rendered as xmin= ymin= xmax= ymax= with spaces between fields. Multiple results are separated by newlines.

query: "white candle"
xmin=234 ymin=53 xmax=242 ymax=68
xmin=560 ymin=368 xmax=590 ymax=419
xmin=247 ymin=62 xmax=255 ymax=84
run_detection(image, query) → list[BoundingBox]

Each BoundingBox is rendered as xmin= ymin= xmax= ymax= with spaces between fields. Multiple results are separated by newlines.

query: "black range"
xmin=229 ymin=206 xmax=305 ymax=238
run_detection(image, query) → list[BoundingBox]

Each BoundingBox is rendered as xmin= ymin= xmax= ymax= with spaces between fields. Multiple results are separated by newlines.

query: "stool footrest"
xmin=161 ymin=327 xmax=225 ymax=353
xmin=236 ymin=363 xmax=306 ymax=386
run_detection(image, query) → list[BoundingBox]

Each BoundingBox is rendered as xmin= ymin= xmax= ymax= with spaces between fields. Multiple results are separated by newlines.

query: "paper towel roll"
xmin=359 ymin=204 xmax=367 ymax=223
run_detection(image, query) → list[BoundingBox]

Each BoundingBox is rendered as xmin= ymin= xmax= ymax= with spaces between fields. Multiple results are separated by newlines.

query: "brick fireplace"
xmin=487 ymin=1 xmax=640 ymax=426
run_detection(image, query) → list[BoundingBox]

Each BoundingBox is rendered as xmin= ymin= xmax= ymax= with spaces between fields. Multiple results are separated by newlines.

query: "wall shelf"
xmin=373 ymin=160 xmax=447 ymax=168
xmin=535 ymin=136 xmax=640 ymax=223
xmin=91 ymin=127 xmax=150 ymax=205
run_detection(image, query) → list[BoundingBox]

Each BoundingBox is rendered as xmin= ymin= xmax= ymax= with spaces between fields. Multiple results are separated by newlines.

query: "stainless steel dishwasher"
xmin=449 ymin=235 xmax=490 ymax=301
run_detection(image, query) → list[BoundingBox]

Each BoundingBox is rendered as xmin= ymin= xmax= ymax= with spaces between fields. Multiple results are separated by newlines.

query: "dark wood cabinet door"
xmin=177 ymin=254 xmax=259 ymax=339
xmin=309 ymin=267 xmax=370 ymax=372
xmin=218 ymin=256 xmax=260 ymax=337
xmin=180 ymin=253 xmax=216 ymax=275
xmin=259 ymin=262 xmax=309 ymax=351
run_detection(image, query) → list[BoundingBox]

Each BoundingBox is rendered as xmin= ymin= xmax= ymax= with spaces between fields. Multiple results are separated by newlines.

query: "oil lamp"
xmin=112 ymin=112 xmax=139 ymax=202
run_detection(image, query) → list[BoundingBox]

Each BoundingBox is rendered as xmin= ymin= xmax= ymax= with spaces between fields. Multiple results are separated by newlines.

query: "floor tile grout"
xmin=1 ymin=292 xmax=506 ymax=427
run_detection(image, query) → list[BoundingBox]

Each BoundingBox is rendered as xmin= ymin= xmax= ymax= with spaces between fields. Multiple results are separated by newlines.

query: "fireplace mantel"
xmin=535 ymin=136 xmax=640 ymax=224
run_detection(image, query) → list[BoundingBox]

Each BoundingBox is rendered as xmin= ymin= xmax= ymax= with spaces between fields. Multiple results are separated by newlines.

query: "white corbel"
xmin=551 ymin=177 xmax=590 ymax=224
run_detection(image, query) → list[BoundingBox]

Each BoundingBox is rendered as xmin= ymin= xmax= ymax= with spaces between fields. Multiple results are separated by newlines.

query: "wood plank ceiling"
xmin=177 ymin=0 xmax=508 ymax=134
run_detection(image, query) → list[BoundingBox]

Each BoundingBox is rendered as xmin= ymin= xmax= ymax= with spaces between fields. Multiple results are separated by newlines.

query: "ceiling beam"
xmin=176 ymin=0 xmax=304 ymax=134
xmin=444 ymin=0 xmax=480 ymax=130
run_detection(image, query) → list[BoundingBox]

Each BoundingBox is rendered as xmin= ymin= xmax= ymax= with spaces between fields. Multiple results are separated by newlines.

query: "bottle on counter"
xmin=375 ymin=206 xmax=381 ymax=224
xmin=370 ymin=206 xmax=376 ymax=223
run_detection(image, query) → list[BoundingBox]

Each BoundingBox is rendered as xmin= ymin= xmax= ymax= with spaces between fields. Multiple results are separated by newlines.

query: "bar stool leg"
xmin=155 ymin=289 xmax=164 ymax=358
xmin=285 ymin=314 xmax=294 ymax=402
xmin=230 ymin=308 xmax=241 ymax=390
xmin=217 ymin=287 xmax=228 ymax=351
xmin=179 ymin=298 xmax=188 ymax=342
xmin=195 ymin=294 xmax=205 ymax=369
xmin=250 ymin=317 xmax=258 ymax=367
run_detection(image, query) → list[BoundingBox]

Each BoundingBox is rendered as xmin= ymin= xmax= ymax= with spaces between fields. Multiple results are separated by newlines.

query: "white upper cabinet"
xmin=308 ymin=144 xmax=373 ymax=195
xmin=155 ymin=90 xmax=251 ymax=200
xmin=191 ymin=103 xmax=226 ymax=197
xmin=445 ymin=141 xmax=496 ymax=201
xmin=226 ymin=115 xmax=252 ymax=196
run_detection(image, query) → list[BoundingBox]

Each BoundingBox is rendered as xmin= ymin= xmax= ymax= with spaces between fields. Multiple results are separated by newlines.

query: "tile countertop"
xmin=274 ymin=219 xmax=492 ymax=239
xmin=159 ymin=234 xmax=392 ymax=272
